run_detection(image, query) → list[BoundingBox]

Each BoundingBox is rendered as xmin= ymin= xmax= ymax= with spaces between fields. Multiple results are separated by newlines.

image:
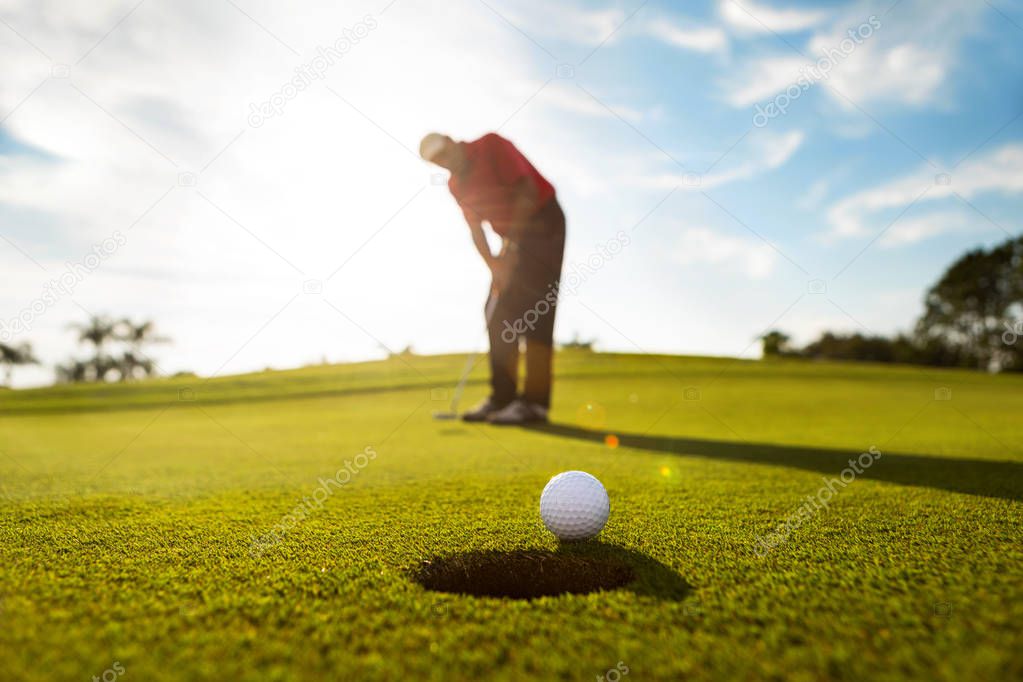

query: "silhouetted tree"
xmin=0 ymin=342 xmax=38 ymax=386
xmin=117 ymin=319 xmax=169 ymax=348
xmin=769 ymin=236 xmax=1023 ymax=372
xmin=916 ymin=236 xmax=1023 ymax=371
xmin=55 ymin=359 xmax=90 ymax=384
xmin=69 ymin=315 xmax=117 ymax=352
xmin=801 ymin=332 xmax=897 ymax=363
xmin=560 ymin=334 xmax=595 ymax=351
xmin=60 ymin=315 xmax=170 ymax=383
xmin=117 ymin=351 xmax=155 ymax=381
xmin=760 ymin=330 xmax=792 ymax=357
xmin=115 ymin=319 xmax=168 ymax=380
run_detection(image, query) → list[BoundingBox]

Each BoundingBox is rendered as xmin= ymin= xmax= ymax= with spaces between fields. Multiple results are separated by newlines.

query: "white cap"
xmin=419 ymin=133 xmax=448 ymax=162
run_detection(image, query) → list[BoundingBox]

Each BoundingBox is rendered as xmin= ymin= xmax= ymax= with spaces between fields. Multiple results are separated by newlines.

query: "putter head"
xmin=432 ymin=411 xmax=459 ymax=420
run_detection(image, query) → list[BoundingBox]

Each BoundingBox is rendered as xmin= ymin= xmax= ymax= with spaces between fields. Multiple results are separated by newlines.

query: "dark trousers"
xmin=487 ymin=199 xmax=566 ymax=408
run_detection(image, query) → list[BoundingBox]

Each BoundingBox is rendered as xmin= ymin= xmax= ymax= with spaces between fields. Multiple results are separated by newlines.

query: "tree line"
xmin=4 ymin=237 xmax=1021 ymax=386
xmin=0 ymin=316 xmax=168 ymax=387
xmin=763 ymin=235 xmax=1023 ymax=372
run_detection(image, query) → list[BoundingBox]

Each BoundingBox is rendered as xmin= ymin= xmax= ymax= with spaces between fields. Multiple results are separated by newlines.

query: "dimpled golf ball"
xmin=539 ymin=471 xmax=610 ymax=541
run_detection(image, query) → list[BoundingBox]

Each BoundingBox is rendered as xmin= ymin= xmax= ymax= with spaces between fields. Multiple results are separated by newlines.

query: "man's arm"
xmin=463 ymin=208 xmax=495 ymax=268
xmin=463 ymin=208 xmax=516 ymax=295
xmin=485 ymin=179 xmax=536 ymax=292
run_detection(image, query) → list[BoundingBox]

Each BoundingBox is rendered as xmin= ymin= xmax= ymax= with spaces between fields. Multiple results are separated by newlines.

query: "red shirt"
xmin=448 ymin=133 xmax=555 ymax=237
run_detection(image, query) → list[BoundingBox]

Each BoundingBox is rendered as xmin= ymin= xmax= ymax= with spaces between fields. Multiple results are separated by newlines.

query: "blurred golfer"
xmin=420 ymin=132 xmax=565 ymax=425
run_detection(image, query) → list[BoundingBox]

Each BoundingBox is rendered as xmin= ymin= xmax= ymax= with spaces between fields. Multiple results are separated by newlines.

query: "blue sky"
xmin=1 ymin=0 xmax=1022 ymax=386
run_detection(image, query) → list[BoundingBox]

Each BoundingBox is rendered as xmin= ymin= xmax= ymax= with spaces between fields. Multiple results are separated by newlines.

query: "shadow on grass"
xmin=525 ymin=423 xmax=1023 ymax=502
xmin=411 ymin=545 xmax=690 ymax=601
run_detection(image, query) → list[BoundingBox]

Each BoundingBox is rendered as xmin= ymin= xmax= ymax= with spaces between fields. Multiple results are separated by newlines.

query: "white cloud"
xmin=0 ymin=0 xmax=585 ymax=382
xmin=0 ymin=0 xmax=701 ymax=386
xmin=719 ymin=0 xmax=828 ymax=34
xmin=642 ymin=129 xmax=805 ymax=190
xmin=499 ymin=3 xmax=624 ymax=46
xmin=721 ymin=0 xmax=986 ymax=112
xmin=501 ymin=2 xmax=729 ymax=55
xmin=536 ymin=81 xmax=645 ymax=122
xmin=825 ymin=143 xmax=1023 ymax=240
xmin=487 ymin=2 xmax=731 ymax=59
xmin=723 ymin=56 xmax=806 ymax=107
xmin=877 ymin=211 xmax=977 ymax=247
xmin=757 ymin=129 xmax=805 ymax=167
xmin=674 ymin=226 xmax=778 ymax=279
xmin=550 ymin=6 xmax=624 ymax=45
xmin=645 ymin=17 xmax=728 ymax=53
xmin=705 ymin=129 xmax=805 ymax=187
xmin=805 ymin=1 xmax=982 ymax=109
xmin=817 ymin=40 xmax=946 ymax=108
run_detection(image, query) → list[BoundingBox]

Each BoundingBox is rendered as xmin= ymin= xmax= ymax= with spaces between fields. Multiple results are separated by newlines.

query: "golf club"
xmin=433 ymin=294 xmax=499 ymax=420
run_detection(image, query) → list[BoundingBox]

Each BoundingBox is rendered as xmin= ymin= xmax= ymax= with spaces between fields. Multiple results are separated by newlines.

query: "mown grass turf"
xmin=1 ymin=351 xmax=1021 ymax=681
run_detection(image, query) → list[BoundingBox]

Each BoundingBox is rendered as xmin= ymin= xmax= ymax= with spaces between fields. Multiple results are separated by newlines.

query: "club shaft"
xmin=448 ymin=294 xmax=499 ymax=413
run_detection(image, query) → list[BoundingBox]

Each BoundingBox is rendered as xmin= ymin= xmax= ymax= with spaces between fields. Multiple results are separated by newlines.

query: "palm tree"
xmin=65 ymin=315 xmax=119 ymax=382
xmin=117 ymin=350 xmax=156 ymax=382
xmin=115 ymin=319 xmax=169 ymax=381
xmin=62 ymin=315 xmax=170 ymax=383
xmin=117 ymin=319 xmax=169 ymax=348
xmin=0 ymin=342 xmax=39 ymax=387
xmin=55 ymin=358 xmax=91 ymax=384
xmin=69 ymin=315 xmax=117 ymax=354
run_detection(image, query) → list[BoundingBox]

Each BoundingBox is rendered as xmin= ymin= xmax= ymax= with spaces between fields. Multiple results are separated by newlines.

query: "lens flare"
xmin=575 ymin=401 xmax=607 ymax=429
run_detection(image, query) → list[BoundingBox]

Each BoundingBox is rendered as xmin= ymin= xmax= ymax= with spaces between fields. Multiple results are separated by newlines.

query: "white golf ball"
xmin=539 ymin=470 xmax=610 ymax=541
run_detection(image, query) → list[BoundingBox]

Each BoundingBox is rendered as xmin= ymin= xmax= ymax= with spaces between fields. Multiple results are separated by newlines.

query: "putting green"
xmin=1 ymin=351 xmax=1021 ymax=680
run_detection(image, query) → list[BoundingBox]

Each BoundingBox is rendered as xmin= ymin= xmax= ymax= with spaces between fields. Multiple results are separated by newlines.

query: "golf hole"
xmin=411 ymin=550 xmax=636 ymax=600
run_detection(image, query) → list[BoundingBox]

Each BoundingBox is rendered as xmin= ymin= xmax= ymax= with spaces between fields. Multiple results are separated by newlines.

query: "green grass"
xmin=1 ymin=350 xmax=1021 ymax=681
